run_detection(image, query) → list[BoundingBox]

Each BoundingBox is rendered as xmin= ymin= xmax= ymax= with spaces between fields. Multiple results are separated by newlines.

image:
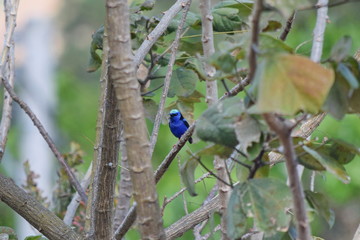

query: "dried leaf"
xmin=253 ymin=54 xmax=335 ymax=115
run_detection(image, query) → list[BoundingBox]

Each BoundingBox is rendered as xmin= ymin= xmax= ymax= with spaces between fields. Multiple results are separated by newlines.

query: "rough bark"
xmin=113 ymin=132 xmax=133 ymax=231
xmin=106 ymin=0 xmax=165 ymax=239
xmin=0 ymin=174 xmax=82 ymax=240
xmin=88 ymin=68 xmax=121 ymax=239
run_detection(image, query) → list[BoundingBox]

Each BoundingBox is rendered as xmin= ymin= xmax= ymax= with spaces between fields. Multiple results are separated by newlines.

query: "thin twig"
xmin=247 ymin=0 xmax=263 ymax=82
xmin=165 ymin=195 xmax=220 ymax=239
xmin=149 ymin=0 xmax=192 ymax=155
xmin=310 ymin=171 xmax=316 ymax=191
xmin=196 ymin=156 xmax=232 ymax=188
xmin=113 ymin=130 xmax=133 ymax=231
xmin=298 ymin=0 xmax=357 ymax=11
xmin=279 ymin=11 xmax=296 ymax=41
xmin=63 ymin=163 xmax=92 ymax=225
xmin=161 ymin=171 xmax=211 ymax=215
xmin=141 ymin=83 xmax=164 ymax=96
xmin=0 ymin=0 xmax=87 ymax=203
xmin=203 ymin=225 xmax=221 ymax=240
xmin=133 ymin=0 xmax=189 ymax=68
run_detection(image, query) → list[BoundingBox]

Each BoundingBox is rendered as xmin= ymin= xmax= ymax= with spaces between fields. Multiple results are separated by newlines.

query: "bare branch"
xmin=0 ymin=0 xmax=87 ymax=204
xmin=263 ymin=114 xmax=312 ymax=240
xmin=0 ymin=174 xmax=81 ymax=240
xmin=0 ymin=0 xmax=17 ymax=162
xmin=133 ymin=0 xmax=189 ymax=68
xmin=84 ymin=25 xmax=110 ymax=234
xmin=113 ymin=131 xmax=133 ymax=231
xmin=311 ymin=0 xmax=329 ymax=63
xmin=165 ymin=195 xmax=219 ymax=239
xmin=113 ymin=204 xmax=137 ymax=240
xmin=88 ymin=62 xmax=121 ymax=239
xmin=247 ymin=0 xmax=264 ymax=82
xmin=149 ymin=0 xmax=192 ymax=155
xmin=106 ymin=0 xmax=165 ymax=238
xmin=63 ymin=163 xmax=92 ymax=225
xmin=298 ymin=0 xmax=358 ymax=11
xmin=200 ymin=0 xmax=217 ymax=105
xmin=279 ymin=11 xmax=296 ymax=41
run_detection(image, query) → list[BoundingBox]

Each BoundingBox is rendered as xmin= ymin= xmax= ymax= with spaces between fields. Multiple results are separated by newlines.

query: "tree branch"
xmin=311 ymin=0 xmax=329 ymax=63
xmin=149 ymin=0 xmax=192 ymax=155
xmin=165 ymin=195 xmax=219 ymax=239
xmin=247 ymin=0 xmax=263 ymax=82
xmin=279 ymin=11 xmax=296 ymax=41
xmin=87 ymin=22 xmax=122 ymax=238
xmin=106 ymin=0 xmax=165 ymax=239
xmin=113 ymin=131 xmax=133 ymax=231
xmin=63 ymin=163 xmax=92 ymax=225
xmin=0 ymin=0 xmax=17 ymax=162
xmin=133 ymin=0 xmax=189 ymax=68
xmin=263 ymin=114 xmax=312 ymax=240
xmin=0 ymin=174 xmax=82 ymax=240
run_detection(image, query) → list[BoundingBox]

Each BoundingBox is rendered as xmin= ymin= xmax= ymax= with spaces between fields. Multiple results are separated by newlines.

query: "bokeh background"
xmin=0 ymin=0 xmax=359 ymax=239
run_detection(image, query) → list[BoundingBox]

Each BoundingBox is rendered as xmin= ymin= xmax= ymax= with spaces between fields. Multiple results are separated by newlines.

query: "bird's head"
xmin=169 ymin=109 xmax=181 ymax=120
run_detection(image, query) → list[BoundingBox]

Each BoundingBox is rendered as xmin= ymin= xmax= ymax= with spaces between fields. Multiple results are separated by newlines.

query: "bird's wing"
xmin=180 ymin=114 xmax=190 ymax=128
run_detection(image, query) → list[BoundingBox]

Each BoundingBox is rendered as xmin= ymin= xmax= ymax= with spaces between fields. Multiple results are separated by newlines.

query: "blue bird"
xmin=169 ymin=109 xmax=193 ymax=143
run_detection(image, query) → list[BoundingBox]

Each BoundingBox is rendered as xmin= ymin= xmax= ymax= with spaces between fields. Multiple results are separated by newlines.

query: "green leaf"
xmin=0 ymin=226 xmax=17 ymax=240
xmin=196 ymin=97 xmax=244 ymax=147
xmin=212 ymin=7 xmax=247 ymax=32
xmin=330 ymin=36 xmax=352 ymax=63
xmin=305 ymin=190 xmax=335 ymax=228
xmin=210 ymin=51 xmax=238 ymax=73
xmin=297 ymin=149 xmax=326 ymax=171
xmin=337 ymin=63 xmax=359 ymax=89
xmin=323 ymin=58 xmax=360 ymax=119
xmin=349 ymin=88 xmax=360 ymax=113
xmin=227 ymin=178 xmax=292 ymax=238
xmin=180 ymin=154 xmax=199 ymax=196
xmin=87 ymin=26 xmax=104 ymax=73
xmin=167 ymin=11 xmax=200 ymax=33
xmin=322 ymin=70 xmax=350 ymax=120
xmin=262 ymin=20 xmax=282 ymax=32
xmin=329 ymin=139 xmax=359 ymax=164
xmin=143 ymin=98 xmax=158 ymax=122
xmin=253 ymin=54 xmax=335 ymax=115
xmin=235 ymin=114 xmax=261 ymax=156
xmin=302 ymin=145 xmax=350 ymax=184
xmin=167 ymin=67 xmax=198 ymax=98
xmin=180 ymin=38 xmax=203 ymax=56
xmin=213 ymin=0 xmax=253 ymax=14
xmin=185 ymin=57 xmax=208 ymax=81
xmin=227 ymin=183 xmax=249 ymax=239
xmin=140 ymin=0 xmax=155 ymax=11
xmin=259 ymin=34 xmax=293 ymax=54
xmin=180 ymin=144 xmax=233 ymax=196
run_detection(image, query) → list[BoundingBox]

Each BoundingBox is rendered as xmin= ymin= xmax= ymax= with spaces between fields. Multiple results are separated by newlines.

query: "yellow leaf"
xmin=254 ymin=54 xmax=335 ymax=115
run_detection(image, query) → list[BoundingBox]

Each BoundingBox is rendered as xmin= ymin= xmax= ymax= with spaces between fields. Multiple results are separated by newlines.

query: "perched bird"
xmin=168 ymin=109 xmax=193 ymax=143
